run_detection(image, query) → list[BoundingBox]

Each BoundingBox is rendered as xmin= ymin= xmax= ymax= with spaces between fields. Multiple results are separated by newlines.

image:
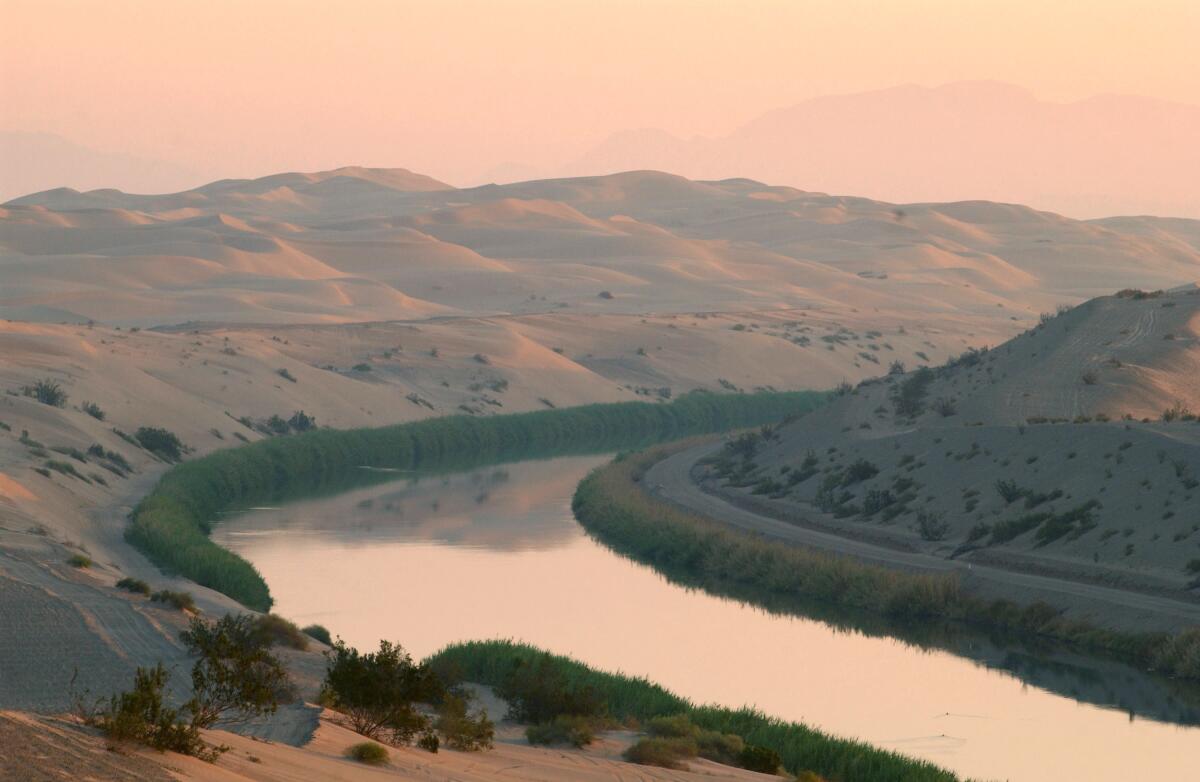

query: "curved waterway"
xmin=215 ymin=454 xmax=1200 ymax=781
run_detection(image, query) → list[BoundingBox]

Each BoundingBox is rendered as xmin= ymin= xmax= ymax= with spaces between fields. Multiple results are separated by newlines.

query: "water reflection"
xmin=217 ymin=454 xmax=1200 ymax=782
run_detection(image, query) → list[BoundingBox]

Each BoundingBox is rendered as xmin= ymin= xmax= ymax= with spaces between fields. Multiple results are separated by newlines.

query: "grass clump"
xmin=251 ymin=614 xmax=309 ymax=650
xmin=81 ymin=401 xmax=106 ymax=420
xmin=134 ymin=426 xmax=186 ymax=462
xmin=150 ymin=589 xmax=196 ymax=612
xmin=116 ymin=577 xmax=151 ymax=595
xmin=345 ymin=742 xmax=389 ymax=765
xmin=67 ymin=554 xmax=92 ymax=568
xmin=22 ymin=378 xmax=68 ymax=407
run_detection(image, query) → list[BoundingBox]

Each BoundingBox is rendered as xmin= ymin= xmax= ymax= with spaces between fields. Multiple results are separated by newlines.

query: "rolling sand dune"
xmin=4 ymin=167 xmax=1199 ymax=327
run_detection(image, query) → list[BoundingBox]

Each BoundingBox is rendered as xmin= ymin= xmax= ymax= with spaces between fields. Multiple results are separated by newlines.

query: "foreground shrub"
xmin=181 ymin=614 xmax=292 ymax=728
xmin=525 ymin=714 xmax=596 ymax=748
xmin=88 ymin=664 xmax=213 ymax=759
xmin=345 ymin=741 xmax=389 ymax=765
xmin=323 ymin=640 xmax=443 ymax=744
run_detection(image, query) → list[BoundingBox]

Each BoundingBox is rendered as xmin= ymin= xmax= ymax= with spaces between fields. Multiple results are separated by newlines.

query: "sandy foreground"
xmin=0 ymin=708 xmax=782 ymax=782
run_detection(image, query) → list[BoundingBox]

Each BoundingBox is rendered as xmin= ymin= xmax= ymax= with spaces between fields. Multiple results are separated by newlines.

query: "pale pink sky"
xmin=3 ymin=0 xmax=1198 ymax=191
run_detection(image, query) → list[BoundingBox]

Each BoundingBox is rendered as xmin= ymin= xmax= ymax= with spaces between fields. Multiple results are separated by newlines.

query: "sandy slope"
xmin=677 ymin=290 xmax=1200 ymax=620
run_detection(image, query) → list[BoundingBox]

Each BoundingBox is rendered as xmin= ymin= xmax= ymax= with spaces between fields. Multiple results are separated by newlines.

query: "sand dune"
xmin=4 ymin=167 xmax=1197 ymax=328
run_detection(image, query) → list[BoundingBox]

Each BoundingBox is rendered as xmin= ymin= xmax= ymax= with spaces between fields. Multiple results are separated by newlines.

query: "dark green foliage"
xmin=126 ymin=391 xmax=825 ymax=610
xmin=288 ymin=410 xmax=315 ymax=432
xmin=739 ymin=744 xmax=783 ymax=773
xmin=92 ymin=663 xmax=209 ymax=757
xmin=525 ymin=715 xmax=596 ymax=747
xmin=346 ymin=742 xmax=389 ymax=765
xmin=430 ymin=641 xmax=956 ymax=781
xmin=181 ymin=614 xmax=292 ymax=728
xmin=82 ymin=401 xmax=106 ymax=420
xmin=418 ymin=732 xmax=440 ymax=753
xmin=150 ymin=589 xmax=195 ymax=612
xmin=135 ymin=427 xmax=185 ymax=462
xmin=116 ymin=577 xmax=151 ymax=595
xmin=890 ymin=367 xmax=934 ymax=417
xmin=67 ymin=554 xmax=92 ymax=568
xmin=45 ymin=459 xmax=89 ymax=482
xmin=302 ymin=624 xmax=332 ymax=645
xmin=916 ymin=511 xmax=949 ymax=541
xmin=1033 ymin=501 xmax=1102 ymax=545
xmin=22 ymin=379 xmax=67 ymax=407
xmin=323 ymin=640 xmax=443 ymax=744
xmin=492 ymin=651 xmax=605 ymax=723
xmin=842 ymin=458 xmax=879 ymax=484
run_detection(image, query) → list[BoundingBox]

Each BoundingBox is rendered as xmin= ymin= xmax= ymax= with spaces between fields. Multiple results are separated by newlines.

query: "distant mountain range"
xmin=555 ymin=81 xmax=1200 ymax=219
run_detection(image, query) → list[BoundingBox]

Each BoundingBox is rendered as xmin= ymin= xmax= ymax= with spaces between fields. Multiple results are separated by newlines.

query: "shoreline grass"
xmin=128 ymin=391 xmax=826 ymax=610
xmin=428 ymin=640 xmax=957 ymax=782
xmin=572 ymin=443 xmax=1200 ymax=682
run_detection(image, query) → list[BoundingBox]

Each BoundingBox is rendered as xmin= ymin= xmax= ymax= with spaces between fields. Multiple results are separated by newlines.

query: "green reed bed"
xmin=428 ymin=640 xmax=958 ymax=782
xmin=128 ymin=390 xmax=827 ymax=611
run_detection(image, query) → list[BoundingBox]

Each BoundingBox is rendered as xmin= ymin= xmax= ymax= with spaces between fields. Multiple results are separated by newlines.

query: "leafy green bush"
xmin=92 ymin=663 xmax=210 ymax=757
xmin=345 ymin=741 xmax=389 ymax=765
xmin=251 ymin=614 xmax=309 ymax=650
xmin=181 ymin=614 xmax=292 ymax=729
xmin=67 ymin=554 xmax=92 ymax=568
xmin=323 ymin=640 xmax=443 ymax=744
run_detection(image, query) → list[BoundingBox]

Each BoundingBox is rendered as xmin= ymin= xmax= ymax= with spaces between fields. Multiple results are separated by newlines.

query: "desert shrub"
xmin=302 ymin=624 xmax=332 ymax=645
xmin=1081 ymin=371 xmax=1099 ymax=385
xmin=842 ymin=459 xmax=879 ymax=485
xmin=288 ymin=410 xmax=316 ymax=432
xmin=92 ymin=663 xmax=209 ymax=757
xmin=22 ymin=379 xmax=67 ymax=407
xmin=890 ymin=368 xmax=934 ymax=417
xmin=526 ymin=714 xmax=596 ymax=747
xmin=418 ymin=732 xmax=440 ymax=752
xmin=739 ymin=743 xmax=783 ymax=774
xmin=966 ymin=524 xmax=991 ymax=543
xmin=323 ymin=640 xmax=443 ymax=744
xmin=46 ymin=459 xmax=89 ymax=482
xmin=81 ymin=401 xmax=106 ymax=420
xmin=861 ymin=489 xmax=895 ymax=516
xmin=251 ymin=614 xmax=309 ymax=650
xmin=598 ymin=290 xmax=614 ymax=299
xmin=116 ymin=577 xmax=151 ymax=595
xmin=150 ymin=589 xmax=195 ymax=612
xmin=624 ymin=736 xmax=698 ymax=769
xmin=266 ymin=415 xmax=290 ymax=435
xmin=931 ymin=397 xmax=957 ymax=417
xmin=135 ymin=427 xmax=185 ymax=462
xmin=888 ymin=360 xmax=906 ymax=375
xmin=67 ymin=554 xmax=92 ymax=568
xmin=276 ymin=368 xmax=297 ymax=383
xmin=346 ymin=741 xmax=389 ymax=765
xmin=1033 ymin=501 xmax=1101 ymax=545
xmin=995 ymin=479 xmax=1022 ymax=504
xmin=916 ymin=510 xmax=949 ymax=541
xmin=181 ymin=614 xmax=292 ymax=728
xmin=435 ymin=694 xmax=494 ymax=751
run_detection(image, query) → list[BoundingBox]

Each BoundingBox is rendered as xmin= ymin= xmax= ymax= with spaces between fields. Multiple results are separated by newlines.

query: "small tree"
xmin=180 ymin=614 xmax=292 ymax=729
xmin=323 ymin=640 xmax=444 ymax=744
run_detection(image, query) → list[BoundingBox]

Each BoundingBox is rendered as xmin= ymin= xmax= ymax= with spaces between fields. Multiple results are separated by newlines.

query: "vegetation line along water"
xmin=128 ymin=390 xmax=826 ymax=610
xmin=571 ymin=442 xmax=1200 ymax=682
xmin=428 ymin=640 xmax=958 ymax=782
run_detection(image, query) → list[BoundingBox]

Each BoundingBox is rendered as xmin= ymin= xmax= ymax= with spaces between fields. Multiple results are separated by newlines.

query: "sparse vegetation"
xmin=81 ymin=401 xmax=106 ymax=420
xmin=67 ymin=554 xmax=92 ymax=568
xmin=134 ymin=426 xmax=185 ymax=462
xmin=116 ymin=577 xmax=151 ymax=595
xmin=21 ymin=378 xmax=68 ymax=407
xmin=346 ymin=742 xmax=390 ymax=765
xmin=150 ymin=589 xmax=195 ymax=612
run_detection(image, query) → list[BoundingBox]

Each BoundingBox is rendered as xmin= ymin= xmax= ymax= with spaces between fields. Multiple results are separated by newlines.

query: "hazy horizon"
xmin=3 ymin=1 xmax=1198 ymax=216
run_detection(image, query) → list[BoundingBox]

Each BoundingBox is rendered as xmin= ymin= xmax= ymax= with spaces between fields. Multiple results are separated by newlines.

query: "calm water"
xmin=215 ymin=454 xmax=1200 ymax=781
